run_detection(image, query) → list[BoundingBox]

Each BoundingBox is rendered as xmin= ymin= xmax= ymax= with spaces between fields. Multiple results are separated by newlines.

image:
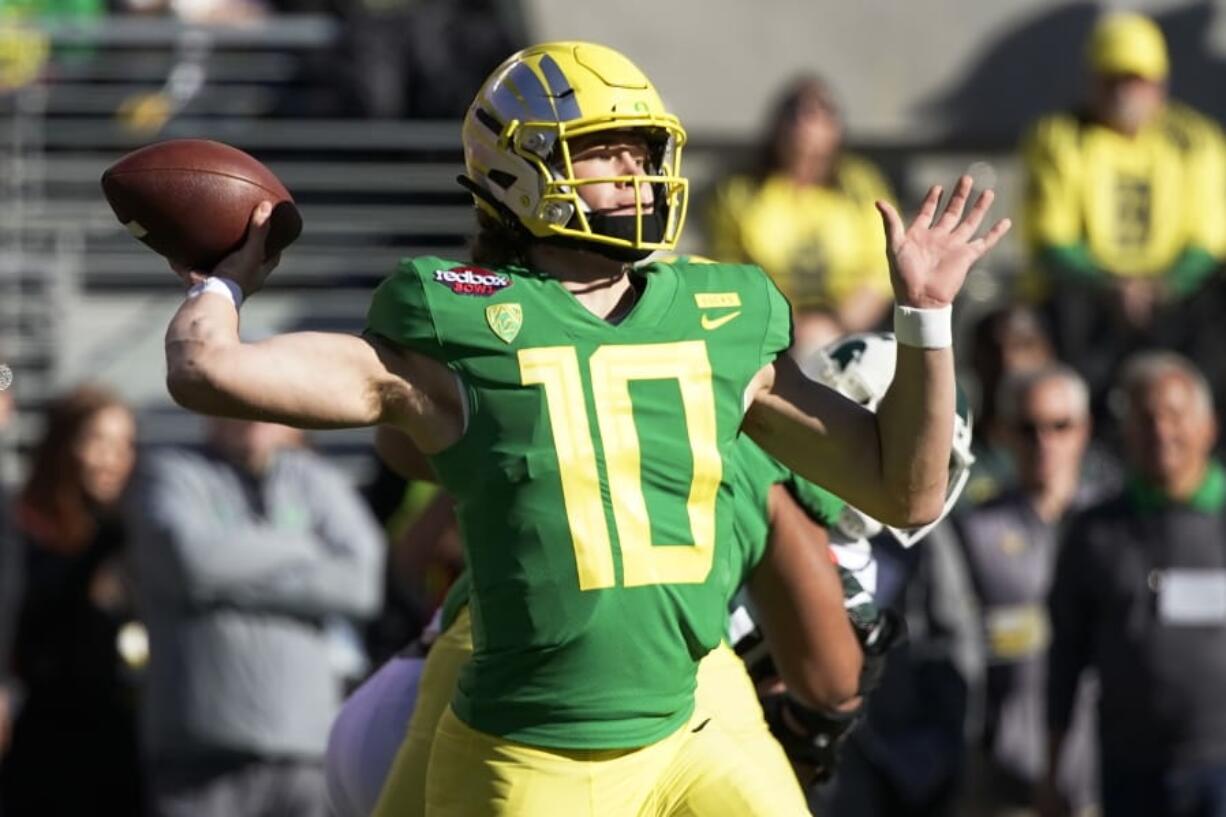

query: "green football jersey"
xmin=727 ymin=436 xmax=789 ymax=583
xmin=366 ymin=255 xmax=791 ymax=748
xmin=730 ymin=436 xmax=846 ymax=575
xmin=436 ymin=438 xmax=793 ymax=648
xmin=784 ymin=471 xmax=847 ymax=531
xmin=437 ymin=570 xmax=471 ymax=634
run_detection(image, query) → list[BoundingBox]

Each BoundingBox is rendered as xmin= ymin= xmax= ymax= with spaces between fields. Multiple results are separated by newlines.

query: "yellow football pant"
xmin=371 ymin=608 xmax=474 ymax=817
xmin=373 ymin=608 xmax=808 ymax=817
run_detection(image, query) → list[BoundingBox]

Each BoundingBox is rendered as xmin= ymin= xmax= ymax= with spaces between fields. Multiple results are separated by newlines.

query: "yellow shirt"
xmin=705 ymin=155 xmax=894 ymax=311
xmin=1022 ymin=102 xmax=1226 ymax=288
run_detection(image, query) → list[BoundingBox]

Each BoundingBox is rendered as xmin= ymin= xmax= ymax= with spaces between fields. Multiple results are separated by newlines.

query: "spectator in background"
xmin=957 ymin=366 xmax=1100 ymax=817
xmin=1020 ymin=12 xmax=1226 ymax=413
xmin=0 ymin=385 xmax=141 ymax=816
xmin=706 ymin=75 xmax=895 ymax=351
xmin=127 ymin=416 xmax=385 ymax=817
xmin=962 ymin=306 xmax=1056 ymax=507
xmin=1046 ymin=352 xmax=1226 ymax=817
xmin=335 ymin=0 xmax=525 ymax=118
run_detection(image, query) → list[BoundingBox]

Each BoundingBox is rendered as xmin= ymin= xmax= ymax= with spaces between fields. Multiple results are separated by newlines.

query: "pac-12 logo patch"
xmin=486 ymin=303 xmax=523 ymax=343
xmin=433 ymin=266 xmax=512 ymax=296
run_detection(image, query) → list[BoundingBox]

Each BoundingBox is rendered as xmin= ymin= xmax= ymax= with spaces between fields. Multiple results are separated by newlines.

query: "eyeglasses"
xmin=1016 ymin=418 xmax=1077 ymax=437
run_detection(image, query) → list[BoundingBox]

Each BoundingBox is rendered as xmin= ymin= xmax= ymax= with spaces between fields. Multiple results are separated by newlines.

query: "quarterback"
xmin=325 ymin=331 xmax=975 ymax=817
xmin=164 ymin=42 xmax=1008 ymax=816
xmin=329 ymin=434 xmax=854 ymax=817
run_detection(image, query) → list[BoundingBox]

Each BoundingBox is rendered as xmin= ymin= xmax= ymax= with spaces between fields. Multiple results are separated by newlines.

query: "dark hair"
xmin=18 ymin=385 xmax=130 ymax=554
xmin=969 ymin=306 xmax=1054 ymax=436
xmin=757 ymin=74 xmax=840 ymax=177
xmin=470 ymin=210 xmax=529 ymax=267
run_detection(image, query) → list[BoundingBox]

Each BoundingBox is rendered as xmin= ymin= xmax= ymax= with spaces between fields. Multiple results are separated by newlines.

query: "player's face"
xmin=1007 ymin=378 xmax=1088 ymax=490
xmin=74 ymin=405 xmax=136 ymax=506
xmin=567 ymin=132 xmax=655 ymax=215
xmin=1124 ymin=372 xmax=1217 ymax=490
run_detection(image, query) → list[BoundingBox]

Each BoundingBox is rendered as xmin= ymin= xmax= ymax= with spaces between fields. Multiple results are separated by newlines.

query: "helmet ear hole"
xmin=488 ymin=170 xmax=518 ymax=190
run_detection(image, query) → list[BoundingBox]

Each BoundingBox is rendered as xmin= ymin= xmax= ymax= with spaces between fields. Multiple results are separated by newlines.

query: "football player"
xmin=325 ymin=332 xmax=977 ymax=817
xmin=164 ymin=41 xmax=1007 ymax=817
xmin=329 ymin=447 xmax=844 ymax=817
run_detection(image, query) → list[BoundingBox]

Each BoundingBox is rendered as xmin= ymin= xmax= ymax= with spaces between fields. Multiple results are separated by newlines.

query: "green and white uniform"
xmin=366 ymin=255 xmax=791 ymax=749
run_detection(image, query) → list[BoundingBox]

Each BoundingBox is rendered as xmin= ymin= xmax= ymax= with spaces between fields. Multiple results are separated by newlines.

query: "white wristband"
xmin=893 ymin=303 xmax=952 ymax=349
xmin=186 ymin=276 xmax=243 ymax=309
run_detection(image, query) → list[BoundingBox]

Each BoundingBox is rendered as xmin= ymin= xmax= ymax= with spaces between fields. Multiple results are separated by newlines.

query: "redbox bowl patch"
xmin=434 ymin=266 xmax=513 ymax=296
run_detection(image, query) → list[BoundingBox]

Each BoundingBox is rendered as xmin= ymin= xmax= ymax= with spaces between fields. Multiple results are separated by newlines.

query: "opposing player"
xmin=799 ymin=331 xmax=977 ymax=591
xmin=163 ymin=42 xmax=1008 ymax=817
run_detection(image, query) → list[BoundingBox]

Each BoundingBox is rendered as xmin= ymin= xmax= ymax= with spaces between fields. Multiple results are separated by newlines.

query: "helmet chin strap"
xmin=458 ymin=173 xmax=669 ymax=264
xmin=541 ymin=210 xmax=668 ymax=263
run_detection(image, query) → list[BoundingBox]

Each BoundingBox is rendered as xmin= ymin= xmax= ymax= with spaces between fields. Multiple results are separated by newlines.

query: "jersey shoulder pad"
xmin=663 ymin=258 xmax=794 ymax=365
xmin=366 ymin=256 xmax=518 ymax=355
xmin=660 ymin=255 xmax=772 ymax=293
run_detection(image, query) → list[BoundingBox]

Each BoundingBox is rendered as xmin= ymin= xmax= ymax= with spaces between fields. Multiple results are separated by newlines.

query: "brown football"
xmin=101 ymin=138 xmax=302 ymax=271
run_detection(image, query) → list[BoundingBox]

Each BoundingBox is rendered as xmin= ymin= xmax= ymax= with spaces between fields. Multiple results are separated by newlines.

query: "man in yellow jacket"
xmin=1021 ymin=12 xmax=1225 ymax=409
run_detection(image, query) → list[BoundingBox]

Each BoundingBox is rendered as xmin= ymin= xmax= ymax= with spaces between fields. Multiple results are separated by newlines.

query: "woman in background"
xmin=706 ymin=75 xmax=896 ymax=352
xmin=1 ymin=385 xmax=141 ymax=816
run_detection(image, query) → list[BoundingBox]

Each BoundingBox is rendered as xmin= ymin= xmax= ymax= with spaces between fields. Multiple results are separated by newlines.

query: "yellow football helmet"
xmin=460 ymin=42 xmax=688 ymax=260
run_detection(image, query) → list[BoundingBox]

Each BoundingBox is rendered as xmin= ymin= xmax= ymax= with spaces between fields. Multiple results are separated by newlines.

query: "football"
xmin=101 ymin=138 xmax=302 ymax=271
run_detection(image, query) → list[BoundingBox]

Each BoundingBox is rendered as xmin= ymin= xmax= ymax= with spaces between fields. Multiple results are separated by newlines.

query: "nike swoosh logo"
xmin=701 ymin=310 xmax=742 ymax=330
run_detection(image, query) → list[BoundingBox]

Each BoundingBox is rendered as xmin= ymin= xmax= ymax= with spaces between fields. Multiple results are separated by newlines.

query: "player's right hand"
xmin=171 ymin=200 xmax=281 ymax=297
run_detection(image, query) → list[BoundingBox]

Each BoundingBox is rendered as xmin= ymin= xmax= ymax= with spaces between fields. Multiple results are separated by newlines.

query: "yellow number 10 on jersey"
xmin=519 ymin=341 xmax=722 ymax=591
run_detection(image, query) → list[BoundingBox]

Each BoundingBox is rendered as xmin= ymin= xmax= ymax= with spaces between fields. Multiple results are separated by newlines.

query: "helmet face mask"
xmin=462 ymin=43 xmax=689 ymax=260
xmin=802 ymin=331 xmax=976 ymax=548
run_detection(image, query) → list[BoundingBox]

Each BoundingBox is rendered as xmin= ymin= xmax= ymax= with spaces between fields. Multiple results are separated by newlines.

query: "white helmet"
xmin=800 ymin=331 xmax=975 ymax=548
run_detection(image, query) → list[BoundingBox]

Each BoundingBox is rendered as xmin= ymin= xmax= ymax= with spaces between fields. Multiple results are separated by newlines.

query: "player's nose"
xmin=612 ymin=149 xmax=646 ymax=176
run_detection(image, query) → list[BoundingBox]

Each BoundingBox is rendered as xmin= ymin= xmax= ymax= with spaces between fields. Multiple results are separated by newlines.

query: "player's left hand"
xmin=877 ymin=175 xmax=1011 ymax=309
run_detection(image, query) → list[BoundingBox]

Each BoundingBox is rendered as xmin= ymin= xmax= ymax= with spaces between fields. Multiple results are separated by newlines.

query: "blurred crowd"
xmin=1 ymin=0 xmax=524 ymax=120
xmin=3 ymin=4 xmax=1226 ymax=817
